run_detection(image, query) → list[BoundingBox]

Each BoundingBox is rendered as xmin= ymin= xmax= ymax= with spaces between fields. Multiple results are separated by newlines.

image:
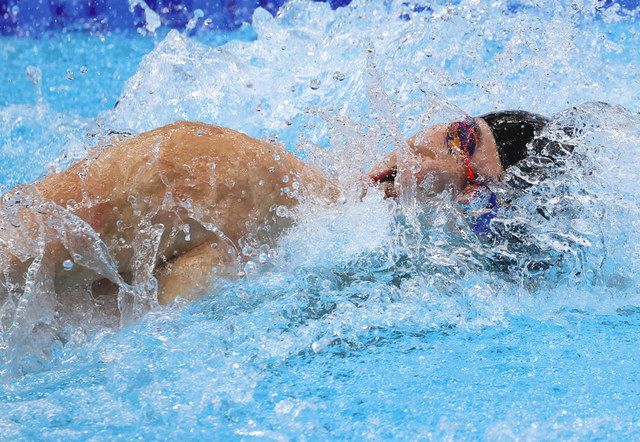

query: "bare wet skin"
xmin=0 ymin=117 xmax=500 ymax=325
xmin=0 ymin=121 xmax=336 ymax=323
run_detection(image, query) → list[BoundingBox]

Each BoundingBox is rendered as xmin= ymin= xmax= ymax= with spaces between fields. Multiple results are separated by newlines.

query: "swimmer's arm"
xmin=155 ymin=239 xmax=239 ymax=305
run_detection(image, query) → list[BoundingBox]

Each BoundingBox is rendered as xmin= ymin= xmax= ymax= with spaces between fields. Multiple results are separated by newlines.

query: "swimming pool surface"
xmin=2 ymin=0 xmax=640 ymax=439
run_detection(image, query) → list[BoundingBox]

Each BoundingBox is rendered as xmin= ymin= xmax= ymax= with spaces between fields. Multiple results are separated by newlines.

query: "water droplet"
xmin=269 ymin=166 xmax=276 ymax=173
xmin=282 ymin=175 xmax=290 ymax=183
xmin=66 ymin=199 xmax=78 ymax=211
xmin=244 ymin=261 xmax=257 ymax=274
xmin=309 ymin=79 xmax=321 ymax=90
xmin=25 ymin=66 xmax=41 ymax=85
xmin=63 ymin=260 xmax=74 ymax=271
xmin=333 ymin=71 xmax=345 ymax=81
xmin=66 ymin=69 xmax=74 ymax=81
xmin=80 ymin=66 xmax=88 ymax=75
xmin=128 ymin=195 xmax=137 ymax=204
xmin=183 ymin=224 xmax=191 ymax=241
xmin=258 ymin=179 xmax=265 ymax=187
xmin=276 ymin=206 xmax=288 ymax=217
xmin=273 ymin=152 xmax=281 ymax=161
xmin=258 ymin=253 xmax=268 ymax=264
xmin=204 ymin=18 xmax=213 ymax=26
xmin=242 ymin=245 xmax=254 ymax=256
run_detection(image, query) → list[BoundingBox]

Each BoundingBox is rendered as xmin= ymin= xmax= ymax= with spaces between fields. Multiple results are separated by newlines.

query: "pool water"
xmin=2 ymin=0 xmax=640 ymax=439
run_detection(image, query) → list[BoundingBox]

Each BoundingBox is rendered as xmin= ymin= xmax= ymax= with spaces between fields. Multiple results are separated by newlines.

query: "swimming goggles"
xmin=446 ymin=118 xmax=479 ymax=184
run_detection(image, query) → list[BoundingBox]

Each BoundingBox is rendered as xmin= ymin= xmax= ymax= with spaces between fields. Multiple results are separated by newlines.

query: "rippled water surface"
xmin=1 ymin=0 xmax=640 ymax=439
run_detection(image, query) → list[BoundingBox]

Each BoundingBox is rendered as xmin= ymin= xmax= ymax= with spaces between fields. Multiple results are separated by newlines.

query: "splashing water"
xmin=1 ymin=0 xmax=640 ymax=439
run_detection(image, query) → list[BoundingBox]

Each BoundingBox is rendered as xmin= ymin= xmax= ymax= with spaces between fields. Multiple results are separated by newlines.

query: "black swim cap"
xmin=480 ymin=111 xmax=550 ymax=170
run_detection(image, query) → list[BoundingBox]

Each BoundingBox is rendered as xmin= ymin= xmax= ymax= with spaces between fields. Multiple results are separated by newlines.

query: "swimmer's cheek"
xmin=414 ymin=158 xmax=466 ymax=194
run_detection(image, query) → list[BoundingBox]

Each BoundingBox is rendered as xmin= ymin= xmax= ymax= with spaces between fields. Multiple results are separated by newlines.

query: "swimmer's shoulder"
xmin=154 ymin=120 xmax=268 ymax=159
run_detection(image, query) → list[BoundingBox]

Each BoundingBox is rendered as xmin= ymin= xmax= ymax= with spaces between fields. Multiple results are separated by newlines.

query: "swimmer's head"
xmin=367 ymin=109 xmax=574 ymax=197
xmin=368 ymin=117 xmax=503 ymax=197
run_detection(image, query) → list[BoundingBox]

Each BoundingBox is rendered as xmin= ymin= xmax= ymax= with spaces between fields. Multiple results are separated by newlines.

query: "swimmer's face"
xmin=367 ymin=118 xmax=502 ymax=198
xmin=368 ymin=124 xmax=468 ymax=198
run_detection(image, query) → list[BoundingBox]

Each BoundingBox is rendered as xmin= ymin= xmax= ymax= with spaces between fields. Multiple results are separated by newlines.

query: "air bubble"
xmin=66 ymin=69 xmax=74 ymax=81
xmin=80 ymin=66 xmax=88 ymax=75
xmin=309 ymin=79 xmax=321 ymax=90
xmin=333 ymin=71 xmax=345 ymax=81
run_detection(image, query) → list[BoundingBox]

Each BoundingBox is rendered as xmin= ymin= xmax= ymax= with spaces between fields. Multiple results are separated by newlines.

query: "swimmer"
xmin=0 ymin=111 xmax=567 ymax=308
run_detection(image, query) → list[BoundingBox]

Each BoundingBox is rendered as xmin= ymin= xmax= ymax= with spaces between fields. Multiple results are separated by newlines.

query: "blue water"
xmin=2 ymin=0 xmax=640 ymax=439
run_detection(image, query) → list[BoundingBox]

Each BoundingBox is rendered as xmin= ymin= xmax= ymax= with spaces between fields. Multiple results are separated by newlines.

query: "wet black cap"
xmin=479 ymin=110 xmax=550 ymax=170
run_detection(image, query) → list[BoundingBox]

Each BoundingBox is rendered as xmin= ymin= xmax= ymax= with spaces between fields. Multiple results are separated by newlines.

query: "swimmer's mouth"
xmin=370 ymin=167 xmax=398 ymax=198
xmin=370 ymin=167 xmax=397 ymax=184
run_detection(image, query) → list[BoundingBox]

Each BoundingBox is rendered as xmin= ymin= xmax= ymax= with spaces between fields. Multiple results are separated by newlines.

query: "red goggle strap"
xmin=446 ymin=119 xmax=479 ymax=183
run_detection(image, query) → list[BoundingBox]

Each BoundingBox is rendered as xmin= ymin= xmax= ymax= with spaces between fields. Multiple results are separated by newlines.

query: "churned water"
xmin=1 ymin=0 xmax=640 ymax=439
